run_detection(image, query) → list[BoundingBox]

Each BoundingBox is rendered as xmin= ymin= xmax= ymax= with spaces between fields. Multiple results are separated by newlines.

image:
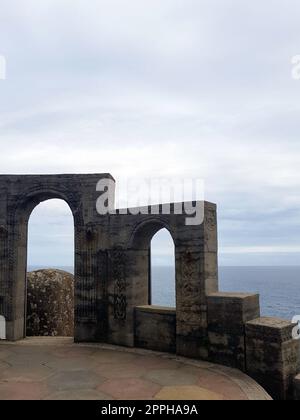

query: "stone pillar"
xmin=4 ymin=220 xmax=28 ymax=341
xmin=207 ymin=292 xmax=260 ymax=371
xmin=175 ymin=202 xmax=218 ymax=360
xmin=107 ymin=249 xmax=149 ymax=347
xmin=74 ymin=224 xmax=105 ymax=342
xmin=245 ymin=317 xmax=300 ymax=400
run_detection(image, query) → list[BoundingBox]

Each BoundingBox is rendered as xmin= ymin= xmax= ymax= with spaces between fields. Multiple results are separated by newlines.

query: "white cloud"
xmin=1 ymin=1 xmax=300 ymax=265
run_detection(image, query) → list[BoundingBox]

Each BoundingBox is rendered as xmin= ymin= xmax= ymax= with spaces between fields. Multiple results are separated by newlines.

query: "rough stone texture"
xmin=26 ymin=269 xmax=74 ymax=337
xmin=294 ymin=374 xmax=300 ymax=400
xmin=107 ymin=201 xmax=218 ymax=360
xmin=134 ymin=306 xmax=176 ymax=353
xmin=0 ymin=174 xmax=218 ymax=355
xmin=245 ymin=317 xmax=300 ymax=400
xmin=207 ymin=293 xmax=260 ymax=371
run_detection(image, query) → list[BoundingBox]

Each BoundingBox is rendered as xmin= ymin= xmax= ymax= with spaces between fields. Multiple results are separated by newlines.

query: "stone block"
xmin=246 ymin=317 xmax=300 ymax=400
xmin=207 ymin=292 xmax=260 ymax=371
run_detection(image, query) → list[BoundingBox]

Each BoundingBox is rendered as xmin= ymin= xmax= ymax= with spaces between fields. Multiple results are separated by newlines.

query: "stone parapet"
xmin=134 ymin=305 xmax=176 ymax=353
xmin=245 ymin=317 xmax=300 ymax=400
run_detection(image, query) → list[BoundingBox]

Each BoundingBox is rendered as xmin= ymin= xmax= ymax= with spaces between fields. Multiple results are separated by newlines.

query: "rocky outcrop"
xmin=26 ymin=269 xmax=74 ymax=337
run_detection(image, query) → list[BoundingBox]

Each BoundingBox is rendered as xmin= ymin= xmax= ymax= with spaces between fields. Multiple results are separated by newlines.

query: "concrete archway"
xmin=0 ymin=174 xmax=113 ymax=342
xmin=1 ymin=177 xmax=218 ymax=362
xmin=128 ymin=218 xmax=176 ymax=307
xmin=10 ymin=190 xmax=79 ymax=341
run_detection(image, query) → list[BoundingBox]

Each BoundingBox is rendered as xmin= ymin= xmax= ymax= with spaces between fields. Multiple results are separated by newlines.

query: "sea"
xmin=28 ymin=265 xmax=300 ymax=321
xmin=151 ymin=266 xmax=300 ymax=321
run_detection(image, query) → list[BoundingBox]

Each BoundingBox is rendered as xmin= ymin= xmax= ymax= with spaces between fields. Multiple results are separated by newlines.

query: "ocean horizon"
xmin=28 ymin=265 xmax=300 ymax=321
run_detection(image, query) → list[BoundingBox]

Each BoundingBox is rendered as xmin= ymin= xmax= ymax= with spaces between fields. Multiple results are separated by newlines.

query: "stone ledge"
xmin=246 ymin=317 xmax=295 ymax=341
xmin=207 ymin=292 xmax=259 ymax=299
xmin=135 ymin=305 xmax=176 ymax=316
xmin=207 ymin=292 xmax=260 ymax=330
xmin=247 ymin=317 xmax=294 ymax=328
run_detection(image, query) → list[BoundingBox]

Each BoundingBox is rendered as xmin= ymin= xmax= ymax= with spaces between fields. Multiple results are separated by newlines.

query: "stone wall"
xmin=26 ymin=269 xmax=74 ymax=337
xmin=134 ymin=306 xmax=176 ymax=353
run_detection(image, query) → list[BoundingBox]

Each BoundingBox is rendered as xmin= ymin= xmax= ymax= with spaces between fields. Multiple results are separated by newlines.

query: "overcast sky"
xmin=1 ymin=1 xmax=300 ymax=266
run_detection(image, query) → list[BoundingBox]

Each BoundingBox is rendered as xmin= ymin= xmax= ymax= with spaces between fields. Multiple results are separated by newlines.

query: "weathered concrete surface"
xmin=107 ymin=201 xmax=218 ymax=360
xmin=294 ymin=374 xmax=300 ymax=400
xmin=0 ymin=174 xmax=218 ymax=357
xmin=0 ymin=174 xmax=114 ymax=342
xmin=134 ymin=306 xmax=176 ymax=353
xmin=0 ymin=338 xmax=272 ymax=400
xmin=26 ymin=269 xmax=74 ymax=337
xmin=246 ymin=317 xmax=300 ymax=400
xmin=207 ymin=293 xmax=260 ymax=371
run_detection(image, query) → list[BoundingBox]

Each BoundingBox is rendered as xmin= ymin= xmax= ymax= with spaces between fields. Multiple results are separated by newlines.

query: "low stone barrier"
xmin=134 ymin=305 xmax=176 ymax=353
xmin=245 ymin=317 xmax=300 ymax=400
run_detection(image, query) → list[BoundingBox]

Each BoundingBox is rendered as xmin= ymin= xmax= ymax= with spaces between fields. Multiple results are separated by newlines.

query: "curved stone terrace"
xmin=0 ymin=337 xmax=271 ymax=401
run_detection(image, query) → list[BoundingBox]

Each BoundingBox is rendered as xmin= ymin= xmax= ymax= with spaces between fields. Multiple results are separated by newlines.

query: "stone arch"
xmin=8 ymin=190 xmax=79 ymax=341
xmin=10 ymin=187 xmax=82 ymax=227
xmin=0 ymin=174 xmax=111 ymax=342
xmin=127 ymin=217 xmax=177 ymax=307
xmin=128 ymin=217 xmax=175 ymax=250
xmin=125 ymin=218 xmax=178 ymax=352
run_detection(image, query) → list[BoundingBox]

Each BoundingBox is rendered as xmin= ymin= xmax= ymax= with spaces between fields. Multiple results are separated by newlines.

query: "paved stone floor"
xmin=0 ymin=338 xmax=271 ymax=400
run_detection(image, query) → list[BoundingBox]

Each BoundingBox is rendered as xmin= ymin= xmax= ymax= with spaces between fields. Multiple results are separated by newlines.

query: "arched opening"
xmin=150 ymin=228 xmax=176 ymax=308
xmin=130 ymin=221 xmax=177 ymax=353
xmin=26 ymin=199 xmax=75 ymax=337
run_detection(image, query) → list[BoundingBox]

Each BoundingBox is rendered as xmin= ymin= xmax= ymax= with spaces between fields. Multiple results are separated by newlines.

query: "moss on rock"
xmin=26 ymin=269 xmax=74 ymax=337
